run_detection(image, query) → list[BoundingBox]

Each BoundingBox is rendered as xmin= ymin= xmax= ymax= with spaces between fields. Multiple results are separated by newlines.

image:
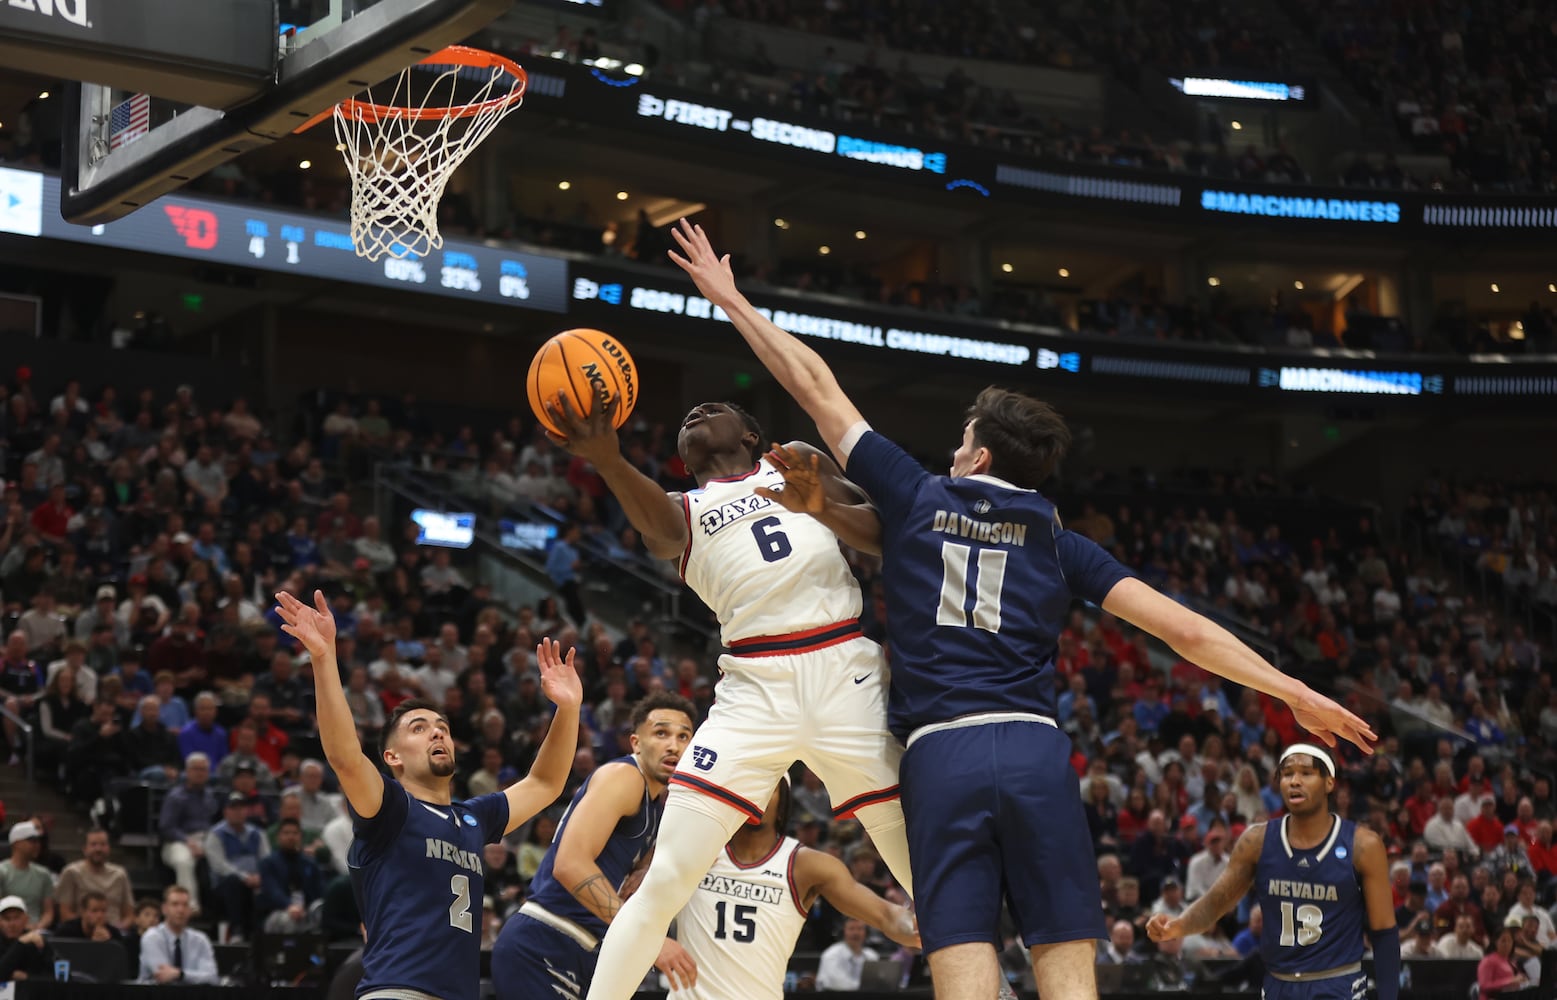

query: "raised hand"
xmin=543 ymin=386 xmax=620 ymax=466
xmin=753 ymin=443 xmax=826 ymax=516
xmin=274 ymin=589 xmax=337 ymax=660
xmin=536 ymin=637 xmax=584 ymax=711
xmin=1290 ymin=690 xmax=1377 ymax=755
xmin=667 ymin=219 xmax=740 ymax=308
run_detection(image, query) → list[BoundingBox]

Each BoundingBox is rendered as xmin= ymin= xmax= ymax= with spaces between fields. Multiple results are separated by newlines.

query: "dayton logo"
xmin=690 ymin=746 xmax=718 ymax=771
xmin=164 ymin=206 xmax=219 ymax=250
xmin=6 ymin=0 xmax=90 ymax=27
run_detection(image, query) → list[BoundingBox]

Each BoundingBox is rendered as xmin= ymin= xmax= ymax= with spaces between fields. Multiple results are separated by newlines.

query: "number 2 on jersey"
xmin=713 ymin=900 xmax=757 ymax=942
xmin=1277 ymin=901 xmax=1323 ymax=946
xmin=936 ymin=541 xmax=1008 ymax=632
xmin=449 ymin=873 xmax=472 ymax=932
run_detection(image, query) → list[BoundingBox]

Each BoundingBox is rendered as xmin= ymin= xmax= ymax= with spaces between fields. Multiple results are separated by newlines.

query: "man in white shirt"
xmin=816 ymin=918 xmax=880 ymax=991
xmin=1098 ymin=920 xmax=1139 ymax=964
xmin=1506 ymin=882 xmax=1556 ymax=948
xmin=1149 ymin=877 xmax=1186 ymax=917
xmin=139 ymin=885 xmax=218 ymax=983
xmin=1184 ymin=827 xmax=1229 ymax=900
xmin=411 ymin=647 xmax=459 ymax=705
xmin=1432 ymin=915 xmax=1485 ymax=959
xmin=1423 ymin=797 xmax=1479 ymax=857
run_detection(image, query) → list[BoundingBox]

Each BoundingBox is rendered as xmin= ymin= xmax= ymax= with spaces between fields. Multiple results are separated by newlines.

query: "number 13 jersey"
xmin=670 ymin=837 xmax=810 ymax=1000
xmin=679 ymin=458 xmax=861 ymax=646
xmin=1254 ymin=815 xmax=1365 ymax=975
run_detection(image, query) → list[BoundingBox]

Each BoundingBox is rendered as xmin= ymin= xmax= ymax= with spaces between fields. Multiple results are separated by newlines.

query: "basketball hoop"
xmin=301 ymin=46 xmax=527 ymax=261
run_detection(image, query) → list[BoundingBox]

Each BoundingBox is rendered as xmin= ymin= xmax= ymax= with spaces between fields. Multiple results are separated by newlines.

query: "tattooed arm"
xmin=1147 ymin=823 xmax=1263 ymax=942
xmin=550 ymin=762 xmax=648 ymax=925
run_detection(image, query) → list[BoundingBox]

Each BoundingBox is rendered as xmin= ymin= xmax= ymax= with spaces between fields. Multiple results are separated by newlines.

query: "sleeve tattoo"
xmin=569 ymin=872 xmax=623 ymax=922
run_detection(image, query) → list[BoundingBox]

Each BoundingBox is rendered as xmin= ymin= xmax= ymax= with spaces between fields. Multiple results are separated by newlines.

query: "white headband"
xmin=1280 ymin=743 xmax=1335 ymax=777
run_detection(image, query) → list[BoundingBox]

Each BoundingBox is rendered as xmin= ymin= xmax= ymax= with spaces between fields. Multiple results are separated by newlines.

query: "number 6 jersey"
xmin=669 ymin=837 xmax=811 ymax=1000
xmin=678 ymin=458 xmax=861 ymax=647
xmin=1254 ymin=815 xmax=1365 ymax=975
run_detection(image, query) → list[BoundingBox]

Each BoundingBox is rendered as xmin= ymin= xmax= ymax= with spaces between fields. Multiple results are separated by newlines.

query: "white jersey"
xmin=678 ymin=458 xmax=861 ymax=645
xmin=670 ymin=837 xmax=811 ymax=1000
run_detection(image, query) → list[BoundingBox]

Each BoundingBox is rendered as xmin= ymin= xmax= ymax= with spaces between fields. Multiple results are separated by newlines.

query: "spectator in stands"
xmin=1478 ymin=925 xmax=1532 ymax=998
xmin=17 ymin=591 xmax=65 ymax=661
xmin=1486 ymin=825 xmax=1532 ymax=878
xmin=239 ymin=695 xmax=289 ymax=775
xmin=1185 ymin=825 xmax=1230 ymax=900
xmin=1467 ymin=798 xmax=1509 ymax=854
xmin=252 ymin=652 xmax=312 ymax=737
xmin=1435 ymin=875 xmax=1487 ymax=945
xmin=177 ymin=692 xmax=228 ymax=768
xmin=1426 ymin=797 xmax=1480 ymax=857
xmin=35 ymin=662 xmax=89 ymax=774
xmin=291 ymin=760 xmax=338 ymax=836
xmin=1098 ymin=919 xmax=1140 ymax=964
xmin=0 ymin=822 xmax=53 ymax=928
xmin=258 ymin=817 xmax=324 ymax=933
xmin=216 ymin=727 xmax=277 ymax=794
xmin=124 ymin=694 xmax=182 ymax=782
xmin=55 ymin=829 xmax=133 ymax=929
xmin=205 ymin=790 xmax=269 ymax=941
xmin=816 ymin=917 xmax=880 ymax=991
xmin=138 ymin=885 xmax=217 ymax=984
xmin=1149 ymin=876 xmax=1186 ymax=918
xmin=53 ymin=888 xmax=131 ymax=959
xmin=1402 ymin=921 xmax=1437 ymax=958
xmin=158 ymin=752 xmax=218 ymax=906
xmin=48 ymin=639 xmax=99 ymax=705
xmin=0 ymin=631 xmax=43 ymax=765
xmin=133 ymin=672 xmax=188 ymax=730
xmin=147 ymin=612 xmax=204 ymax=690
xmin=0 ymin=894 xmax=53 ymax=981
xmin=1506 ymin=882 xmax=1554 ymax=948
xmin=65 ymin=698 xmax=129 ymax=802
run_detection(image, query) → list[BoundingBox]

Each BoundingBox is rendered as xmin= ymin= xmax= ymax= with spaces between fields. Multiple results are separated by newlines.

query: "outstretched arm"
xmin=1102 ymin=577 xmax=1376 ymax=754
xmin=669 ymin=221 xmax=864 ymax=463
xmin=1147 ymin=823 xmax=1262 ymax=942
xmin=795 ymin=848 xmax=920 ymax=949
xmin=274 ymin=590 xmax=383 ymax=819
xmin=502 ymin=638 xmax=582 ymax=833
xmin=753 ymin=442 xmax=883 ymax=556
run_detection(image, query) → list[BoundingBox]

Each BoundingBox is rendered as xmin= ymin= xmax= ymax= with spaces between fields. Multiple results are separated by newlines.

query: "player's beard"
xmin=429 ymin=752 xmax=456 ymax=778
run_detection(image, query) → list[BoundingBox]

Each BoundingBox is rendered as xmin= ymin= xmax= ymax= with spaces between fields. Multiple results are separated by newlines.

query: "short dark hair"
xmin=79 ymin=890 xmax=108 ymax=908
xmin=722 ymin=402 xmax=764 ymax=463
xmin=629 ymin=691 xmax=696 ymax=731
xmin=381 ymin=698 xmax=449 ymax=758
xmin=963 ymin=386 xmax=1071 ymax=489
xmin=276 ymin=818 xmax=302 ymax=833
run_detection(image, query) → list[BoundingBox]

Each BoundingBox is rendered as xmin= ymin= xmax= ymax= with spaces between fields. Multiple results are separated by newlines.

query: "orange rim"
xmin=294 ymin=45 xmax=526 ymax=132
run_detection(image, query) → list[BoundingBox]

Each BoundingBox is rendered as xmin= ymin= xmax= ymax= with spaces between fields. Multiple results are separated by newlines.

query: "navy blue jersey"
xmin=846 ymin=431 xmax=1134 ymax=740
xmin=1254 ymin=816 xmax=1366 ymax=974
xmin=525 ymin=755 xmax=662 ymax=939
xmin=348 ymin=772 xmax=509 ymax=1000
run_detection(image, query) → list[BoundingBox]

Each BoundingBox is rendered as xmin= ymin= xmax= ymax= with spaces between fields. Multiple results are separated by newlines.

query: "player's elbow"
xmin=1166 ymin=612 xmax=1209 ymax=654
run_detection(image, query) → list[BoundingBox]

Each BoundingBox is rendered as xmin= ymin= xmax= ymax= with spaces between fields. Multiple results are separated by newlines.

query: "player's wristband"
xmin=1368 ymin=926 xmax=1400 ymax=1000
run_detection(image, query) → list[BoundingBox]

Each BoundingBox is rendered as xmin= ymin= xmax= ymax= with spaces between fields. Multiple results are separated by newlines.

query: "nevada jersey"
xmin=525 ymin=755 xmax=662 ymax=940
xmin=1254 ymin=816 xmax=1366 ymax=975
xmin=679 ymin=457 xmax=862 ymax=646
xmin=845 ymin=431 xmax=1133 ymax=741
xmin=670 ymin=837 xmax=810 ymax=1000
xmin=348 ymin=772 xmax=509 ymax=1000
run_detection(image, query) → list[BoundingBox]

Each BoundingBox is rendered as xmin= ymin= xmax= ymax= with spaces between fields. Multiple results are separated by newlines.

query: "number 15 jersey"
xmin=670 ymin=837 xmax=810 ymax=1000
xmin=679 ymin=458 xmax=862 ymax=646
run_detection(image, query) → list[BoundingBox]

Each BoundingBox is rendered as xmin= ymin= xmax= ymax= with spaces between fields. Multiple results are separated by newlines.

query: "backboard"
xmin=58 ymin=0 xmax=516 ymax=225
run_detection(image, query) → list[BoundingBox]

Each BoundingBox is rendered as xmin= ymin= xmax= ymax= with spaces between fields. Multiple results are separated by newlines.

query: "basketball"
xmin=526 ymin=328 xmax=639 ymax=437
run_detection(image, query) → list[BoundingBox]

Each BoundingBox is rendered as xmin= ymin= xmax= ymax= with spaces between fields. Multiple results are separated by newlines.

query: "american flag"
xmin=108 ymin=93 xmax=150 ymax=150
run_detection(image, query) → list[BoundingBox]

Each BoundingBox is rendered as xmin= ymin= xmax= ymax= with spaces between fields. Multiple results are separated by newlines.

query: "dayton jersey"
xmin=348 ymin=773 xmax=509 ymax=1000
xmin=1254 ymin=816 xmax=1366 ymax=975
xmin=845 ymin=431 xmax=1134 ymax=740
xmin=679 ymin=457 xmax=861 ymax=645
xmin=525 ymin=755 xmax=662 ymax=940
xmin=670 ymin=837 xmax=810 ymax=1000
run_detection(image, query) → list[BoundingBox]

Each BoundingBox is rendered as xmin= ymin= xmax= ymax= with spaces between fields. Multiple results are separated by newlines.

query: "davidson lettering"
xmin=8 ymin=0 xmax=88 ymax=25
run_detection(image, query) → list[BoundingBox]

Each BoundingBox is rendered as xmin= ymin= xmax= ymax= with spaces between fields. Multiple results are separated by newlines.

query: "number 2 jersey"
xmin=844 ymin=430 xmax=1134 ymax=742
xmin=670 ymin=837 xmax=811 ymax=1000
xmin=348 ymin=772 xmax=509 ymax=1000
xmin=1254 ymin=815 xmax=1365 ymax=975
xmin=678 ymin=457 xmax=862 ymax=646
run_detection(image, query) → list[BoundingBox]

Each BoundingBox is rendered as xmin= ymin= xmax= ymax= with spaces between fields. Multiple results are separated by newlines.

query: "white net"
xmin=333 ymin=50 xmax=525 ymax=261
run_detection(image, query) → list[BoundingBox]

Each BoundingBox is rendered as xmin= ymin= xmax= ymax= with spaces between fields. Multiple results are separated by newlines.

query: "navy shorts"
xmin=490 ymin=913 xmax=598 ymax=1000
xmin=1260 ymin=971 xmax=1368 ymax=1000
xmin=901 ymin=719 xmax=1106 ymax=953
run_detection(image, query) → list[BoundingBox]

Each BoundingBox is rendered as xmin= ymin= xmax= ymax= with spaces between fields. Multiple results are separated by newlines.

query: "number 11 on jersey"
xmin=937 ymin=541 xmax=1007 ymax=633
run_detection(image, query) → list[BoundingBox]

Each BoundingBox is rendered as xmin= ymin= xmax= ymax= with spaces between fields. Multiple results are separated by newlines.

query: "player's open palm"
xmin=1290 ymin=690 xmax=1377 ymax=755
xmin=667 ymin=219 xmax=738 ymax=308
xmin=544 ymin=387 xmax=620 ymax=465
xmin=535 ymin=637 xmax=584 ymax=711
xmin=1145 ymin=913 xmax=1183 ymax=942
xmin=655 ymin=938 xmax=698 ymax=991
xmin=274 ymin=589 xmax=337 ymax=660
xmin=754 ymin=443 xmax=826 ymax=515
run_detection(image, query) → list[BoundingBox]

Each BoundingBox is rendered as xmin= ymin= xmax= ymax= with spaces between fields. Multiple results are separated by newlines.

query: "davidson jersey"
xmin=671 ymin=837 xmax=811 ymax=1000
xmin=679 ymin=458 xmax=862 ymax=646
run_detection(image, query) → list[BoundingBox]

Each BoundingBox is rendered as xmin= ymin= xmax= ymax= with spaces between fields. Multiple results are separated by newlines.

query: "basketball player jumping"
xmin=1147 ymin=744 xmax=1398 ymax=1000
xmin=670 ymin=778 xmax=921 ymax=1000
xmin=274 ymin=591 xmax=582 ymax=1000
xmin=659 ymin=218 xmax=1377 ymax=1000
xmin=493 ymin=689 xmax=699 ymax=1000
xmin=544 ymin=395 xmax=918 ymax=1000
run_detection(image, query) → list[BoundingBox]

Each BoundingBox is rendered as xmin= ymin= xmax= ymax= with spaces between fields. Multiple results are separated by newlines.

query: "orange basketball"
xmin=526 ymin=328 xmax=639 ymax=437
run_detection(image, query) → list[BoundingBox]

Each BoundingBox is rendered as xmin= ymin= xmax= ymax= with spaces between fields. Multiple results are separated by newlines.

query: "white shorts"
xmin=667 ymin=626 xmax=903 ymax=823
